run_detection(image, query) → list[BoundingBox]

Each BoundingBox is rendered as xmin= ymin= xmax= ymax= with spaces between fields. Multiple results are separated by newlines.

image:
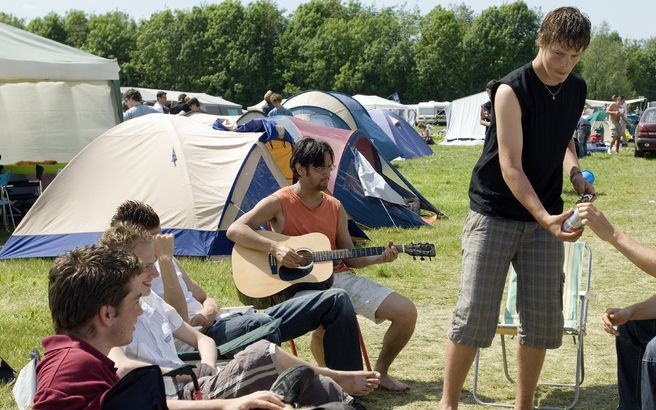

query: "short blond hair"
xmin=100 ymin=222 xmax=151 ymax=252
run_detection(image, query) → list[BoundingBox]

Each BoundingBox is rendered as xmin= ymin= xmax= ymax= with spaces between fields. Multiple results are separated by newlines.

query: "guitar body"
xmin=232 ymin=231 xmax=335 ymax=309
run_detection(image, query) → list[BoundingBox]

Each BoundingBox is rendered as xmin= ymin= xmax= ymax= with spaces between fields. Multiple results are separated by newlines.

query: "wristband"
xmin=569 ymin=170 xmax=583 ymax=182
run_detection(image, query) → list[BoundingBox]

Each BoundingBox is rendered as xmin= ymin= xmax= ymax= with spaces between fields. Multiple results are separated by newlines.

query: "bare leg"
xmin=515 ymin=344 xmax=545 ymax=410
xmin=310 ymin=326 xmax=326 ymax=367
xmin=272 ymin=344 xmax=380 ymax=396
xmin=439 ymin=338 xmax=477 ymax=410
xmin=373 ymin=292 xmax=417 ymax=391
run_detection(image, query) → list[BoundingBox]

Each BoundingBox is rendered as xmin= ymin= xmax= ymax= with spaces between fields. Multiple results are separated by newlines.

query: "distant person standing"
xmin=479 ymin=80 xmax=498 ymax=129
xmin=440 ymin=7 xmax=593 ymax=410
xmin=576 ymin=114 xmax=591 ymax=157
xmin=122 ymin=89 xmax=157 ymax=121
xmin=153 ymin=91 xmax=169 ymax=114
xmin=170 ymin=94 xmax=191 ymax=115
xmin=606 ymin=95 xmax=627 ymax=154
xmin=262 ymin=90 xmax=274 ymax=115
xmin=267 ymin=93 xmax=293 ymax=117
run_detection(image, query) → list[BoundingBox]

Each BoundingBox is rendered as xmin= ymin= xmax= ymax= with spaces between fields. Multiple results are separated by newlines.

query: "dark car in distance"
xmin=635 ymin=108 xmax=656 ymax=157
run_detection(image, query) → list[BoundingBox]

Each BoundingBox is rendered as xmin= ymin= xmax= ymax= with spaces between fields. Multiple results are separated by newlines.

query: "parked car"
xmin=634 ymin=108 xmax=656 ymax=157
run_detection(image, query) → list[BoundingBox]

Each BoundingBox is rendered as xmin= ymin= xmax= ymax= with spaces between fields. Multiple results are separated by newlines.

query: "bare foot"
xmin=378 ymin=373 xmax=410 ymax=391
xmin=330 ymin=370 xmax=381 ymax=396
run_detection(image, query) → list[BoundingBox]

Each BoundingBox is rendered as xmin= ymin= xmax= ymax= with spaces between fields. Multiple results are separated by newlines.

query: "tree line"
xmin=1 ymin=0 xmax=654 ymax=106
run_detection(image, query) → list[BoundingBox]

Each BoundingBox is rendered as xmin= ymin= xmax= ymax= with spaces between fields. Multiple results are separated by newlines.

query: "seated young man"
xmin=578 ymin=202 xmax=656 ymax=409
xmin=33 ymin=245 xmax=287 ymax=410
xmin=101 ymin=222 xmax=379 ymax=405
xmin=110 ymin=200 xmax=367 ymax=372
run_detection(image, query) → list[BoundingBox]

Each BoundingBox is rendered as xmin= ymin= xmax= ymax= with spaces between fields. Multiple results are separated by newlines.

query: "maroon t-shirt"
xmin=33 ymin=335 xmax=119 ymax=410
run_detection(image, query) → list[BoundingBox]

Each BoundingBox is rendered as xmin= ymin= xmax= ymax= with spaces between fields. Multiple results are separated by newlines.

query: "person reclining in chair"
xmin=102 ymin=222 xmax=379 ymax=406
xmin=227 ymin=137 xmax=417 ymax=391
xmin=110 ymin=200 xmax=370 ymax=373
xmin=33 ymin=245 xmax=287 ymax=409
xmin=578 ymin=202 xmax=656 ymax=409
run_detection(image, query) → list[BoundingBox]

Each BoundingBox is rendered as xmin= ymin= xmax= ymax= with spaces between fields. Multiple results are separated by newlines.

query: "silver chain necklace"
xmin=542 ymin=81 xmax=563 ymax=101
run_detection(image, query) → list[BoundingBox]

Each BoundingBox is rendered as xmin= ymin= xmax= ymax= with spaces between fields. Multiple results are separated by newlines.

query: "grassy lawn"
xmin=1 ymin=144 xmax=654 ymax=408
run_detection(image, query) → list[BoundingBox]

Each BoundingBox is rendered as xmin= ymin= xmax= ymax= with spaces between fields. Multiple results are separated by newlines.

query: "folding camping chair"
xmin=471 ymin=241 xmax=592 ymax=409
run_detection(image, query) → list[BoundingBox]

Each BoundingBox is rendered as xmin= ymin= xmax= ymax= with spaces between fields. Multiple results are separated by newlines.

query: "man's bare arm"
xmin=227 ymin=195 xmax=303 ymax=268
xmin=578 ymin=203 xmax=656 ymax=277
xmin=154 ymin=234 xmax=189 ymax=322
xmin=495 ymin=84 xmax=581 ymax=242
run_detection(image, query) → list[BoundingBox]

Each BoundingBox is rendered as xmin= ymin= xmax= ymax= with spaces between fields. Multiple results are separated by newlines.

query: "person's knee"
xmin=327 ymin=288 xmax=355 ymax=314
xmin=379 ymin=293 xmax=417 ymax=325
xmin=245 ymin=313 xmax=275 ymax=330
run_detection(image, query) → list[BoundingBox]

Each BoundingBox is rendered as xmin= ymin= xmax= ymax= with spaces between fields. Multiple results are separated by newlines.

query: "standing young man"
xmin=439 ymin=7 xmax=594 ymax=409
xmin=227 ymin=137 xmax=417 ymax=391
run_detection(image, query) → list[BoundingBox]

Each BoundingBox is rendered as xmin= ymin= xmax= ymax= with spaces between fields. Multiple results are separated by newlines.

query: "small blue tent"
xmin=369 ymin=109 xmax=433 ymax=158
xmin=282 ymin=91 xmax=404 ymax=161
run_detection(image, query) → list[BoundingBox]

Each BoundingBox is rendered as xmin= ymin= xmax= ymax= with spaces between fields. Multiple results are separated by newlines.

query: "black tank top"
xmin=468 ymin=62 xmax=587 ymax=221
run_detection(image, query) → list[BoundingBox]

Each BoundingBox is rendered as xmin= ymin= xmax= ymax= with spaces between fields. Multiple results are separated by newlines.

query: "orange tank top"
xmin=273 ymin=186 xmax=349 ymax=272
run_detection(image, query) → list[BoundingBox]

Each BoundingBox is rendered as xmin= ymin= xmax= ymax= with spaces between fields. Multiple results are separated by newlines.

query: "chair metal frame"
xmin=0 ymin=172 xmax=16 ymax=231
xmin=471 ymin=242 xmax=592 ymax=410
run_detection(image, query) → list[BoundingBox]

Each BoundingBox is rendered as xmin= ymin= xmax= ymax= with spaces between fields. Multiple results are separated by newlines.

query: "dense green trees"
xmin=2 ymin=1 xmax=654 ymax=105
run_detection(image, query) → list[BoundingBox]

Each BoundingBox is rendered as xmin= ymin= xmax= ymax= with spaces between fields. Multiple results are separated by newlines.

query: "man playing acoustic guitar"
xmin=227 ymin=137 xmax=417 ymax=391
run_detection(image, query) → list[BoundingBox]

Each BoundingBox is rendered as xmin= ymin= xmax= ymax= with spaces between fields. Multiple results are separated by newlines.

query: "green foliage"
xmin=84 ymin=12 xmax=138 ymax=85
xmin=26 ymin=12 xmax=67 ymax=43
xmin=63 ymin=10 xmax=89 ymax=48
xmin=0 ymin=12 xmax=25 ymax=29
xmin=625 ymin=38 xmax=656 ymax=101
xmin=414 ymin=6 xmax=468 ymax=101
xmin=10 ymin=1 xmax=656 ymax=104
xmin=580 ymin=23 xmax=634 ymax=99
xmin=461 ymin=1 xmax=539 ymax=96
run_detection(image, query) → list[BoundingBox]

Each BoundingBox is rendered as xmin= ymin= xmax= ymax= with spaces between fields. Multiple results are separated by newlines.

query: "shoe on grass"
xmin=270 ymin=365 xmax=315 ymax=408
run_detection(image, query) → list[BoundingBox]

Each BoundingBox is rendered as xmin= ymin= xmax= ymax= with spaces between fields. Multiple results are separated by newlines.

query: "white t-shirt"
xmin=153 ymin=102 xmax=165 ymax=113
xmin=122 ymin=292 xmax=185 ymax=368
xmin=152 ymin=259 xmax=204 ymax=318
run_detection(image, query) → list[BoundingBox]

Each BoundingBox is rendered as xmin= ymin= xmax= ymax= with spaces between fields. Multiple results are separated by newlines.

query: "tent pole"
xmin=379 ymin=199 xmax=398 ymax=228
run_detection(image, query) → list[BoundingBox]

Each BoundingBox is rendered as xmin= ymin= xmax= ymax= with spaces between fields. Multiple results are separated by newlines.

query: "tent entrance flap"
xmin=354 ymin=151 xmax=405 ymax=206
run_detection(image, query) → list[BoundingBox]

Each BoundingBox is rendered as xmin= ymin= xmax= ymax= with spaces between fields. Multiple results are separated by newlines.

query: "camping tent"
xmin=442 ymin=91 xmax=488 ymax=145
xmin=262 ymin=116 xmax=443 ymax=227
xmin=283 ymin=91 xmax=403 ymax=161
xmin=0 ymin=114 xmax=290 ymax=258
xmin=369 ymin=109 xmax=432 ymax=158
xmin=353 ymin=94 xmax=414 ymax=123
xmin=0 ymin=22 xmax=122 ymax=164
xmin=119 ymin=87 xmax=243 ymax=116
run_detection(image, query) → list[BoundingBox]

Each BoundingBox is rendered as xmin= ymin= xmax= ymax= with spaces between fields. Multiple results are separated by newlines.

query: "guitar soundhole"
xmin=297 ymin=249 xmax=313 ymax=269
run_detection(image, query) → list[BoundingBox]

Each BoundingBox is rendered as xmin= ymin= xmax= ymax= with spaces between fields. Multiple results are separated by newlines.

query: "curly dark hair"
xmin=111 ymin=200 xmax=160 ymax=230
xmin=538 ymin=7 xmax=591 ymax=51
xmin=289 ymin=137 xmax=334 ymax=179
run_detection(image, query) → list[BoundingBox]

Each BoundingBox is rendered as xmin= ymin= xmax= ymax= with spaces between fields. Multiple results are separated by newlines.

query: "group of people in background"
xmin=122 ymin=89 xmax=204 ymax=121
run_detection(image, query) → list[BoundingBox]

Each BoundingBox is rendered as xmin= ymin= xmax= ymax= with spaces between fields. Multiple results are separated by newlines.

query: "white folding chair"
xmin=471 ymin=241 xmax=592 ymax=409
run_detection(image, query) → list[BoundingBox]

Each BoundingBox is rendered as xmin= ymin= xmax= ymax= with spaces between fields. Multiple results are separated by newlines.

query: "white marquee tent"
xmin=442 ymin=91 xmax=488 ymax=145
xmin=0 ymin=22 xmax=122 ymax=163
xmin=353 ymin=94 xmax=415 ymax=123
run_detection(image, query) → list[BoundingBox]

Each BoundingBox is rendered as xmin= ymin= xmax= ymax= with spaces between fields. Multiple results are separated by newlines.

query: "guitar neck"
xmin=313 ymin=245 xmax=404 ymax=262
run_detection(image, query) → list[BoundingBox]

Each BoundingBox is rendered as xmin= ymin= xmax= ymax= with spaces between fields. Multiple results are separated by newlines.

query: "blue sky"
xmin=2 ymin=0 xmax=653 ymax=41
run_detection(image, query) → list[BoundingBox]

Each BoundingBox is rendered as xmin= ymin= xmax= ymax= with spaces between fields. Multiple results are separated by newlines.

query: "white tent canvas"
xmin=442 ymin=91 xmax=488 ymax=146
xmin=353 ymin=94 xmax=414 ymax=123
xmin=0 ymin=22 xmax=121 ymax=163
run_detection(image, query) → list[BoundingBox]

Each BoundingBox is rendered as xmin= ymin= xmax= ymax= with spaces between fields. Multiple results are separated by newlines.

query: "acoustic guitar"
xmin=232 ymin=231 xmax=436 ymax=309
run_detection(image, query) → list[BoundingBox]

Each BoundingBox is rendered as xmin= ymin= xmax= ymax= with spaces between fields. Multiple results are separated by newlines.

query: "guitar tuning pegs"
xmin=413 ymin=256 xmax=416 ymax=260
xmin=420 ymin=256 xmax=425 ymax=261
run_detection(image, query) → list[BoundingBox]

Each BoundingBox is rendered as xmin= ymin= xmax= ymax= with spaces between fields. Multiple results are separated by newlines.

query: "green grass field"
xmin=1 ymin=143 xmax=654 ymax=409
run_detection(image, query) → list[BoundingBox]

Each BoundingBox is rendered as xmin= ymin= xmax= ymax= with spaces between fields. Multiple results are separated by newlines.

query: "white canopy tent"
xmin=120 ymin=86 xmax=243 ymax=116
xmin=442 ymin=91 xmax=488 ymax=146
xmin=0 ymin=22 xmax=122 ymax=163
xmin=353 ymin=94 xmax=415 ymax=123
